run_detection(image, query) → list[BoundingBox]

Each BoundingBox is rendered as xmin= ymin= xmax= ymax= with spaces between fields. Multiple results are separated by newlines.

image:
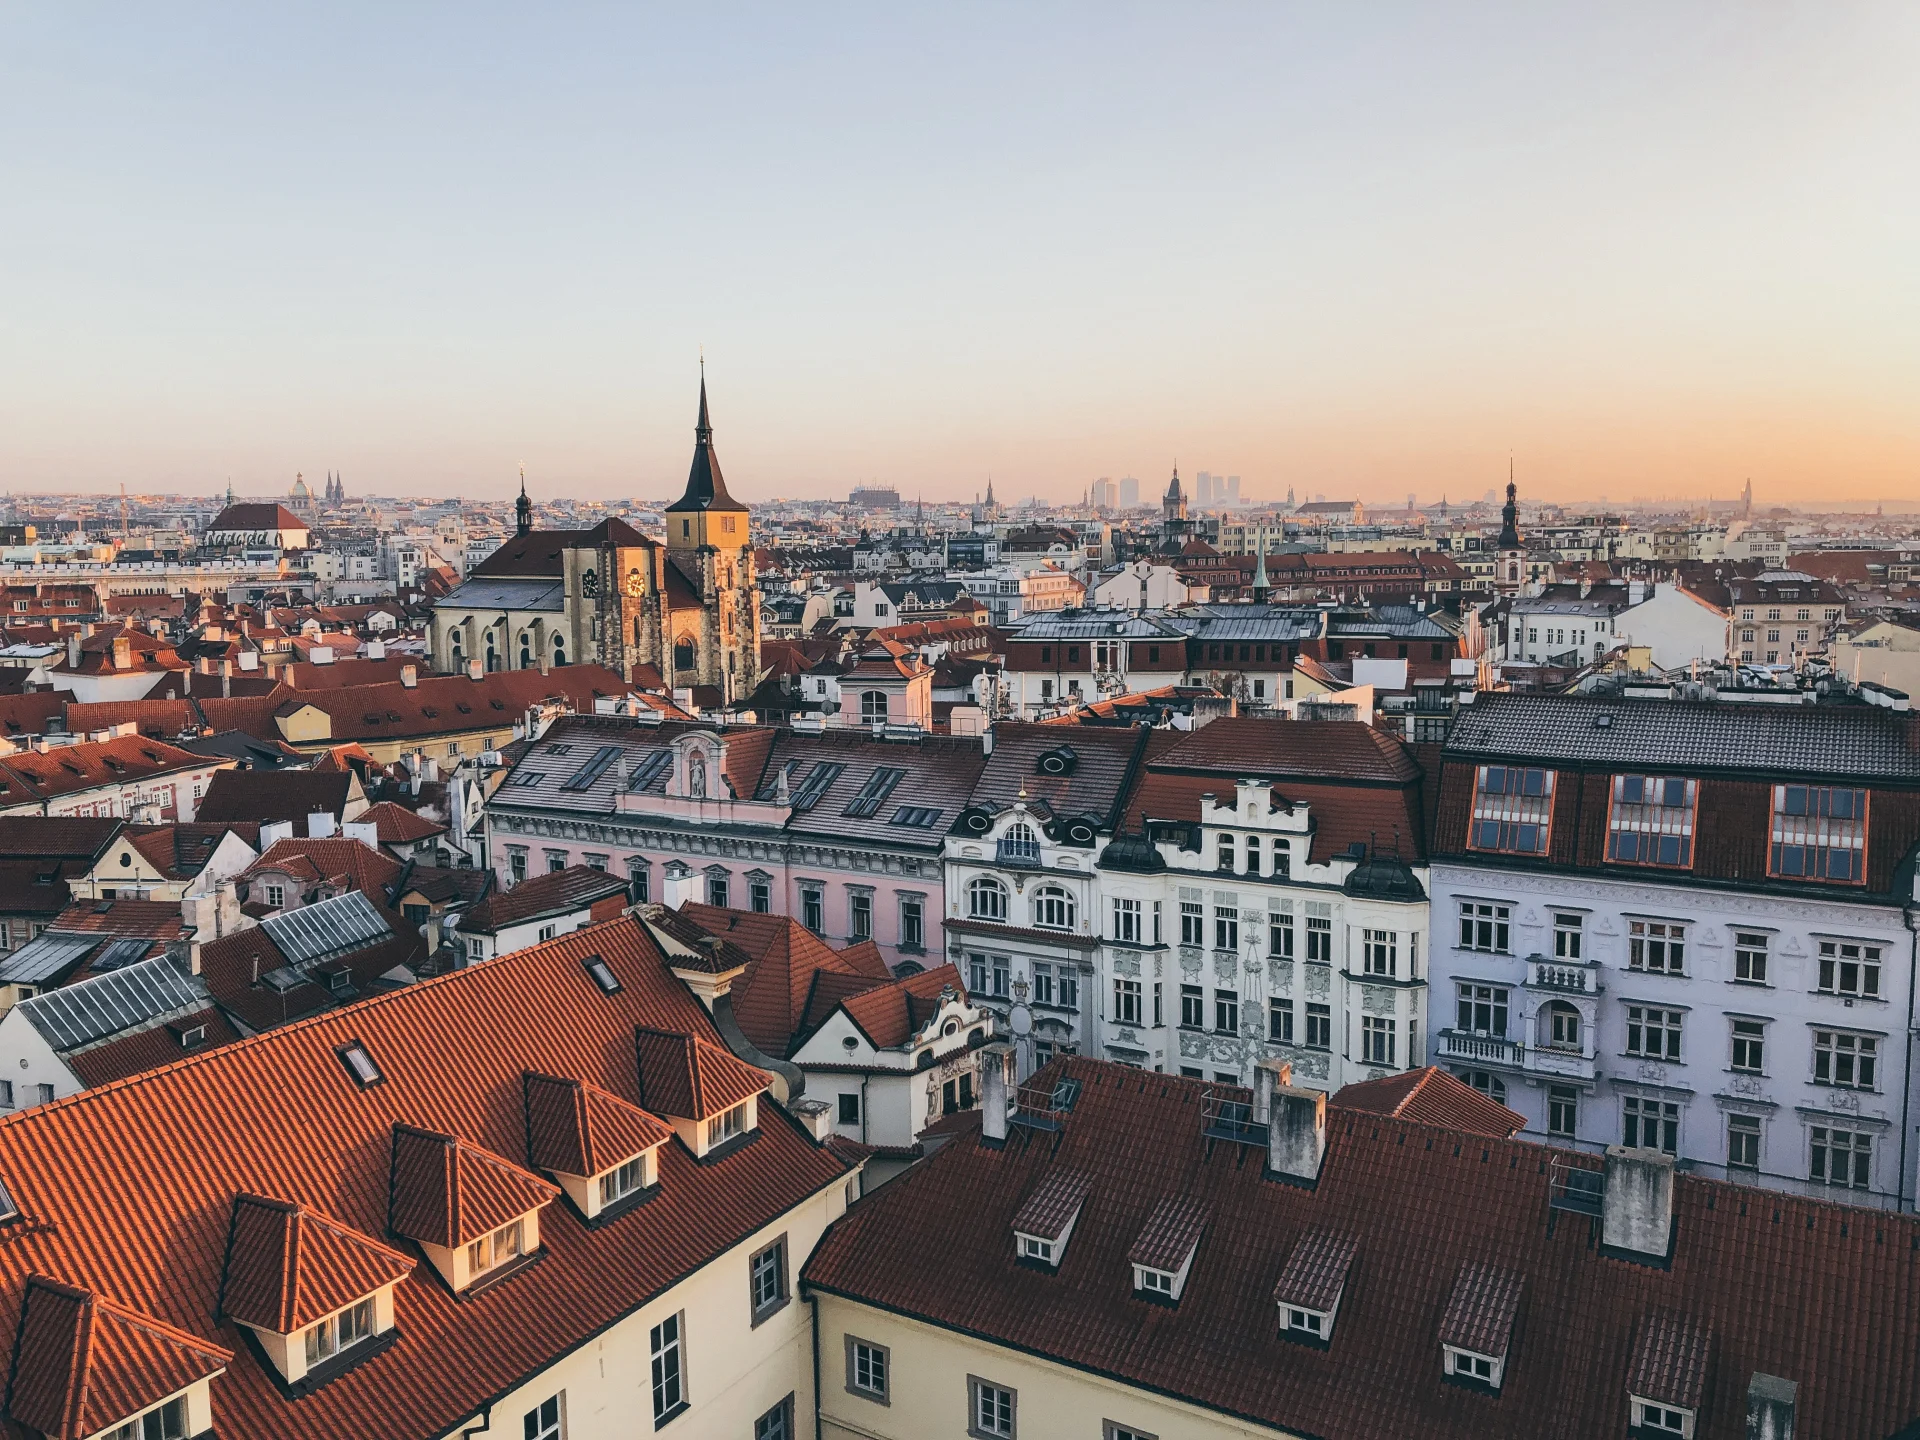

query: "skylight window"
xmin=584 ymin=955 xmax=622 ymax=993
xmin=0 ymin=1176 xmax=17 ymax=1224
xmin=337 ymin=1041 xmax=383 ymax=1088
xmin=627 ymin=750 xmax=673 ymax=791
xmin=511 ymin=772 xmax=548 ymax=787
xmin=788 ymin=761 xmax=845 ymax=811
xmin=843 ymin=767 xmax=906 ymax=818
xmin=889 ymin=805 xmax=944 ymax=828
xmin=560 ymin=745 xmax=623 ymax=792
xmin=547 ymin=744 xmax=573 ymax=756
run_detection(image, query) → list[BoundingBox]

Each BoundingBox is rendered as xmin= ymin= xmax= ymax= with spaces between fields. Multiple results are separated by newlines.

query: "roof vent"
xmin=1595 ymin=713 xmax=1614 ymax=729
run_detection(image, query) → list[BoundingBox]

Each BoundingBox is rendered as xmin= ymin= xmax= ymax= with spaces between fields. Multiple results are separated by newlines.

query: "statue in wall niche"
xmin=688 ymin=752 xmax=707 ymax=800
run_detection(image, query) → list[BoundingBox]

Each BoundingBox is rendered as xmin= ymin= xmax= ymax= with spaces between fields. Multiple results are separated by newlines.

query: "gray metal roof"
xmin=17 ymin=956 xmax=203 ymax=1053
xmin=261 ymin=890 xmax=392 ymax=967
xmin=0 ymin=933 xmax=101 ymax=987
xmin=88 ymin=937 xmax=159 ymax=972
xmin=1448 ymin=693 xmax=1920 ymax=781
xmin=434 ymin=577 xmax=567 ymax=612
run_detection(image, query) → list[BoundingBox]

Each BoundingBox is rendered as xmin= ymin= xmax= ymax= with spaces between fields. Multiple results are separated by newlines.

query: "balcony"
xmin=996 ymin=837 xmax=1042 ymax=868
xmin=1436 ymin=1030 xmax=1523 ymax=1068
xmin=1523 ymin=1043 xmax=1597 ymax=1082
xmin=1526 ymin=957 xmax=1601 ymax=995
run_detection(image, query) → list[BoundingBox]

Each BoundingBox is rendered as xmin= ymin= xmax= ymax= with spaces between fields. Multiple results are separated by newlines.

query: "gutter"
xmin=710 ymin=991 xmax=807 ymax=1103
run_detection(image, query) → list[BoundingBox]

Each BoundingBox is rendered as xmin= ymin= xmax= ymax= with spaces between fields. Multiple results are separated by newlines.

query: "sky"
xmin=2 ymin=4 xmax=1917 ymax=509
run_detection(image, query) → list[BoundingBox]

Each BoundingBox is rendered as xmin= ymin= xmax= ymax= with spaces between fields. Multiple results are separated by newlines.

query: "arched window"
xmin=861 ymin=690 xmax=889 ymax=724
xmin=581 ymin=568 xmax=597 ymax=597
xmin=1244 ymin=836 xmax=1261 ymax=875
xmin=1543 ymin=1002 xmax=1582 ymax=1052
xmin=674 ymin=638 xmax=696 ymax=671
xmin=688 ymin=752 xmax=708 ymax=800
xmin=1032 ymin=884 xmax=1075 ymax=931
xmin=967 ymin=877 xmax=1007 ymax=921
xmin=552 ymin=634 xmax=566 ymax=668
xmin=999 ymin=822 xmax=1040 ymax=865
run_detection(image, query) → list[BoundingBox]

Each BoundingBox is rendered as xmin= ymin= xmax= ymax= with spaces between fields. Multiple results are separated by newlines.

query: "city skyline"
xmin=3 ymin=5 xmax=1916 ymax=506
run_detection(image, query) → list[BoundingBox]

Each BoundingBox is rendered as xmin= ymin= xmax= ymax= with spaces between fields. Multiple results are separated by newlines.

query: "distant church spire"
xmin=1498 ymin=458 xmax=1522 ymax=551
xmin=516 ymin=465 xmax=532 ymax=536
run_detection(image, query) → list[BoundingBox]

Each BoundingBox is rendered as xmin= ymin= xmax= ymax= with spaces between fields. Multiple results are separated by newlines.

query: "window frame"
xmin=523 ymin=1393 xmax=564 ymax=1440
xmin=649 ymin=1311 xmax=687 ymax=1426
xmin=967 ymin=1375 xmax=1018 ymax=1440
xmin=845 ymin=1335 xmax=891 ymax=1405
xmin=747 ymin=1234 xmax=790 ymax=1326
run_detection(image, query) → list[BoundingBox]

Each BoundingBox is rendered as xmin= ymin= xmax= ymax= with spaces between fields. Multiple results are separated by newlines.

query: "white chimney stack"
xmin=307 ymin=812 xmax=337 ymax=839
xmin=1601 ymin=1146 xmax=1675 ymax=1260
xmin=979 ymin=1041 xmax=1013 ymax=1146
xmin=400 ymin=664 xmax=418 ymax=688
xmin=1266 ymin=1082 xmax=1328 ymax=1185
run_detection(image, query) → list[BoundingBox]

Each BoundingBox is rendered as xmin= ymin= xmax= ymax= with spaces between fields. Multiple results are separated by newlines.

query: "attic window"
xmin=179 ymin=1025 xmax=206 ymax=1048
xmin=511 ymin=772 xmax=547 ymax=787
xmin=362 ymin=713 xmax=382 ymax=725
xmin=421 ymin=706 xmax=439 ymax=718
xmin=337 ymin=1041 xmax=383 ymax=1088
xmin=843 ymin=766 xmax=906 ymax=818
xmin=889 ymin=805 xmax=944 ymax=829
xmin=789 ymin=761 xmax=845 ymax=811
xmin=0 ymin=1176 xmax=17 ymax=1224
xmin=456 ymin=702 xmax=472 ymax=714
xmin=1037 ymin=745 xmax=1078 ymax=776
xmin=490 ymin=699 xmax=506 ymax=710
xmin=384 ymin=710 xmax=403 ymax=722
xmin=584 ymin=955 xmax=622 ymax=993
xmin=627 ymin=750 xmax=673 ymax=791
xmin=547 ymin=744 xmax=573 ymax=756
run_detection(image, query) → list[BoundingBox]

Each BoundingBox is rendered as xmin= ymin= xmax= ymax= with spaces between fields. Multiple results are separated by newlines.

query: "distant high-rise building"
xmin=1194 ymin=471 xmax=1214 ymax=506
xmin=1226 ymin=475 xmax=1241 ymax=507
xmin=1090 ymin=477 xmax=1117 ymax=510
xmin=849 ymin=487 xmax=900 ymax=510
xmin=1118 ymin=476 xmax=1140 ymax=509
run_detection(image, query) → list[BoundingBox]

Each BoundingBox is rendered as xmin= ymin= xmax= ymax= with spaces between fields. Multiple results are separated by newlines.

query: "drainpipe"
xmin=806 ymin=1290 xmax=824 ymax=1440
xmin=1904 ymin=900 xmax=1919 ymax=1212
xmin=458 ymin=1403 xmax=494 ymax=1440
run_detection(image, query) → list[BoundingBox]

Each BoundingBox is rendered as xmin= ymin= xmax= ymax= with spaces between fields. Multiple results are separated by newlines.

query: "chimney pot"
xmin=1265 ymin=1082 xmax=1327 ymax=1184
xmin=1601 ymin=1145 xmax=1675 ymax=1261
xmin=979 ymin=1041 xmax=1013 ymax=1147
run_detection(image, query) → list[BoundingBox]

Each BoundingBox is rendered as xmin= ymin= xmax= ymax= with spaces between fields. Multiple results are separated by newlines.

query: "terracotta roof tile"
xmin=1437 ymin=1261 xmax=1524 ymax=1358
xmin=1272 ymin=1226 xmax=1358 ymax=1311
xmin=523 ymin=1072 xmax=673 ymax=1179
xmin=1333 ymin=1067 xmax=1524 ymax=1137
xmin=195 ymin=769 xmax=352 ymax=826
xmin=1127 ymin=1194 xmax=1210 ymax=1273
xmin=245 ymin=838 xmax=401 ymax=899
xmin=836 ymin=966 xmax=967 ymax=1051
xmin=387 ymin=1124 xmax=560 ymax=1250
xmin=1011 ymin=1167 xmax=1090 ymax=1242
xmin=633 ymin=1027 xmax=768 ymax=1121
xmin=7 ymin=1274 xmax=231 ymax=1438
xmin=357 ymin=801 xmax=446 ymax=844
xmin=676 ymin=903 xmax=879 ymax=1055
xmin=1628 ymin=1309 xmax=1713 ymax=1410
xmin=219 ymin=1194 xmax=415 ymax=1333
xmin=64 ymin=1008 xmax=242 ymax=1089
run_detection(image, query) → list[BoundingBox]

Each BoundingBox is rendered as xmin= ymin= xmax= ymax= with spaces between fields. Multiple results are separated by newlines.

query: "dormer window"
xmin=467 ymin=1218 xmax=524 ymax=1277
xmin=101 ymin=1396 xmax=188 ymax=1440
xmin=1011 ymin=1167 xmax=1090 ymax=1272
xmin=1273 ymin=1228 xmax=1358 ymax=1346
xmin=1136 ymin=1266 xmax=1175 ymax=1297
xmin=599 ymin=1155 xmax=648 ymax=1206
xmin=1284 ymin=1305 xmax=1326 ymax=1338
xmin=1017 ymin=1234 xmax=1055 ymax=1264
xmin=1445 ymin=1347 xmax=1499 ymax=1384
xmin=1438 ymin=1262 xmax=1522 ymax=1393
xmin=709 ymin=1101 xmax=748 ymax=1147
xmin=635 ymin=1026 xmax=769 ymax=1161
xmin=523 ymin=1070 xmax=671 ymax=1223
xmin=1627 ymin=1310 xmax=1710 ymax=1440
xmin=302 ymin=1298 xmax=374 ymax=1368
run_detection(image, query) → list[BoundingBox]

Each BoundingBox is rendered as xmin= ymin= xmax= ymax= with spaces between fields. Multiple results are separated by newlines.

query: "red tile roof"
xmin=676 ymin=902 xmax=881 ymax=1056
xmin=195 ymin=768 xmax=354 ymax=826
xmin=0 ymin=736 xmax=214 ymax=805
xmin=634 ymin=1026 xmax=768 ymax=1121
xmin=1127 ymin=1194 xmax=1210 ymax=1272
xmin=836 ymin=965 xmax=968 ymax=1051
xmin=523 ymin=1072 xmax=673 ymax=1178
xmin=49 ymin=899 xmax=184 ymax=939
xmin=1154 ymin=716 xmax=1423 ymax=783
xmin=208 ymin=502 xmax=307 ymax=533
xmin=1272 ymin=1226 xmax=1358 ymax=1310
xmin=1011 ymin=1167 xmax=1090 ymax=1241
xmin=1333 ymin=1067 xmax=1524 ymax=1137
xmin=219 ymin=1194 xmax=415 ymax=1333
xmin=64 ymin=1009 xmax=242 ymax=1089
xmin=273 ymin=666 xmax=629 ymax=746
xmin=245 ymin=838 xmax=401 ymax=899
xmin=1629 ymin=1309 xmax=1714 ymax=1410
xmin=1438 ymin=1261 xmax=1525 ymax=1360
xmin=455 ymin=865 xmax=628 ymax=934
xmin=802 ymin=1055 xmax=1920 ymax=1440
xmin=8 ymin=1274 xmax=231 ymax=1439
xmin=357 ymin=801 xmax=446 ymax=844
xmin=388 ymin=1125 xmax=559 ymax=1250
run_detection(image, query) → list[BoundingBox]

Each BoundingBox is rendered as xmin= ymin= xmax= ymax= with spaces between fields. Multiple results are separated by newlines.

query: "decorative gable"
xmin=634 ymin=1025 xmax=768 ymax=1159
xmin=1010 ymin=1167 xmax=1090 ymax=1270
xmin=388 ymin=1125 xmax=559 ymax=1292
xmin=219 ymin=1193 xmax=413 ymax=1391
xmin=7 ymin=1274 xmax=231 ymax=1440
xmin=523 ymin=1070 xmax=674 ymax=1221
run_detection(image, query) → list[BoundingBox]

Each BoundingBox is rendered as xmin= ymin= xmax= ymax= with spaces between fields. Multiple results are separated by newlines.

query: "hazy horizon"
xmin=3 ymin=5 xmax=1916 ymax=508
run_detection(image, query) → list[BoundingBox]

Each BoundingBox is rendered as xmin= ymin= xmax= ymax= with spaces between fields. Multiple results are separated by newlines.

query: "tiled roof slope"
xmin=273 ymin=666 xmax=628 ymax=745
xmin=964 ymin=721 xmax=1152 ymax=827
xmin=0 ymin=917 xmax=847 ymax=1440
xmin=1154 ymin=716 xmax=1423 ymax=784
xmin=836 ymin=965 xmax=968 ymax=1050
xmin=1125 ymin=773 xmax=1429 ymax=866
xmin=195 ymin=769 xmax=353 ymax=825
xmin=675 ymin=902 xmax=885 ymax=1056
xmin=65 ymin=1008 xmax=242 ymax=1088
xmin=634 ymin=1026 xmax=768 ymax=1120
xmin=523 ymin=1072 xmax=673 ymax=1178
xmin=803 ymin=1055 xmax=1920 ymax=1440
xmin=1448 ymin=692 xmax=1920 ymax=781
xmin=0 ymin=737 xmax=212 ymax=804
xmin=455 ymin=865 xmax=627 ymax=934
xmin=0 ymin=818 xmax=121 ymax=860
xmin=1333 ymin=1067 xmax=1525 ymax=1137
xmin=388 ymin=1126 xmax=559 ymax=1249
xmin=245 ymin=838 xmax=402 ymax=899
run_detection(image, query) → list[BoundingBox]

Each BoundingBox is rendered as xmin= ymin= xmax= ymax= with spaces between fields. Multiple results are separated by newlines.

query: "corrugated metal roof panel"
xmin=17 ymin=956 xmax=201 ymax=1052
xmin=261 ymin=891 xmax=391 ymax=968
xmin=0 ymin=933 xmax=101 ymax=986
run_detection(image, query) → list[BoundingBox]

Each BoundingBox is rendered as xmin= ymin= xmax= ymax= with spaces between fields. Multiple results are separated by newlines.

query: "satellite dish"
xmin=1009 ymin=1004 xmax=1033 ymax=1037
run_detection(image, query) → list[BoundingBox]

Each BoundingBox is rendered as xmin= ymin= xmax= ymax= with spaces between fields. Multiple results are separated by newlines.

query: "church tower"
xmin=1496 ymin=469 xmax=1526 ymax=594
xmin=1159 ymin=466 xmax=1192 ymax=551
xmin=663 ymin=371 xmax=760 ymax=704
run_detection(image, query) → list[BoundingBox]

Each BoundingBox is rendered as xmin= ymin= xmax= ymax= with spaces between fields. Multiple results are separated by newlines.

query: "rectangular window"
xmin=650 ymin=1313 xmax=685 ymax=1422
xmin=754 ymin=1396 xmax=795 ymax=1440
xmin=1458 ymin=901 xmax=1511 ymax=954
xmin=1553 ymin=912 xmax=1583 ymax=960
xmin=1817 ymin=939 xmax=1881 ymax=998
xmin=801 ymin=888 xmax=823 ymax=934
xmin=1624 ymin=1005 xmax=1682 ymax=1061
xmin=1214 ymin=989 xmax=1239 ymax=1035
xmin=1728 ymin=1115 xmax=1761 ymax=1171
xmin=1305 ymin=1002 xmax=1331 ymax=1050
xmin=537 ymin=924 xmax=557 ymax=942
xmin=1730 ymin=1020 xmax=1765 ymax=1074
xmin=838 ymin=1093 xmax=860 ymax=1125
xmin=1467 ymin=765 xmax=1555 ymax=854
xmin=709 ymin=1102 xmax=749 ymax=1146
xmin=1770 ymin=785 xmax=1868 ymax=883
xmin=599 ymin=1155 xmax=646 ymax=1205
xmin=1548 ymin=1084 xmax=1578 ymax=1137
xmin=1362 ymin=1016 xmax=1395 ymax=1066
xmin=1058 ymin=971 xmax=1078 ymax=1011
xmin=849 ymin=892 xmax=872 ymax=941
xmin=1032 ymin=963 xmax=1054 ymax=1006
xmin=969 ymin=1378 xmax=1017 ymax=1439
xmin=1628 ymin=920 xmax=1686 ymax=974
xmin=1734 ymin=931 xmax=1769 ymax=984
xmin=707 ymin=874 xmax=730 ymax=908
xmin=466 ymin=1218 xmax=524 ymax=1278
xmin=968 ymin=953 xmax=987 ymax=994
xmin=1456 ymin=984 xmax=1509 ymax=1037
xmin=1305 ymin=915 xmax=1332 ymax=963
xmin=1623 ymin=1096 xmax=1679 ymax=1155
xmin=1112 ymin=897 xmax=1141 ymax=943
xmin=1113 ymin=978 xmax=1142 ymax=1026
xmin=1179 ymin=901 xmax=1204 ymax=946
xmin=1214 ymin=906 xmax=1238 ymax=951
xmin=1268 ymin=910 xmax=1294 ymax=959
xmin=749 ymin=1237 xmax=789 ymax=1322
xmin=523 ymin=1395 xmax=563 ymax=1440
xmin=1180 ymin=984 xmax=1203 ymax=1029
xmin=1268 ymin=997 xmax=1294 ymax=1042
xmin=900 ymin=895 xmax=924 ymax=949
xmin=993 ymin=957 xmax=1010 ymax=999
xmin=1813 ymin=1030 xmax=1878 ymax=1090
xmin=1605 ymin=774 xmax=1698 ymax=868
xmin=1151 ymin=901 xmax=1162 ymax=945
xmin=303 ymin=1298 xmax=374 ymax=1367
xmin=1363 ymin=929 xmax=1396 ymax=978
xmin=1810 ymin=1125 xmax=1872 ymax=1189
xmin=1635 ymin=1401 xmax=1692 ymax=1435
xmin=266 ymin=883 xmax=285 ymax=908
xmin=1216 ymin=835 xmax=1234 ymax=871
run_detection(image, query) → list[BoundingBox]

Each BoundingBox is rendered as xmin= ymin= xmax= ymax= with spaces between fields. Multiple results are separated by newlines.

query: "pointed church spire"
xmin=515 ymin=465 xmax=532 ymax=536
xmin=668 ymin=363 xmax=746 ymax=521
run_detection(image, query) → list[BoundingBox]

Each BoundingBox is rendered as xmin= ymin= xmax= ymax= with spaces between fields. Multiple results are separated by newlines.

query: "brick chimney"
xmin=979 ymin=1041 xmax=1013 ymax=1147
xmin=1265 ymin=1081 xmax=1327 ymax=1185
xmin=1601 ymin=1146 xmax=1675 ymax=1261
